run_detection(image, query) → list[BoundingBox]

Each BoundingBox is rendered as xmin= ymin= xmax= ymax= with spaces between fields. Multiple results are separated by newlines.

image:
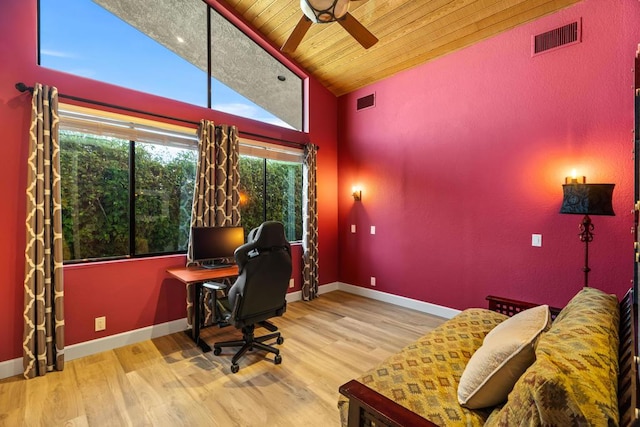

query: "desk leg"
xmin=189 ymin=282 xmax=212 ymax=353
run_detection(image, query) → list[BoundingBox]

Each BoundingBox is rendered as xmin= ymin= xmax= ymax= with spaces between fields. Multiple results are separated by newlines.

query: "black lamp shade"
xmin=560 ymin=184 xmax=615 ymax=216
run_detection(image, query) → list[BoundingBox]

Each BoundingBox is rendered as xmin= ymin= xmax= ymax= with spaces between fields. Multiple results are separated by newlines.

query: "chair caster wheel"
xmin=276 ymin=336 xmax=284 ymax=345
xmin=274 ymin=354 xmax=282 ymax=365
xmin=213 ymin=347 xmax=221 ymax=356
xmin=231 ymin=364 xmax=240 ymax=373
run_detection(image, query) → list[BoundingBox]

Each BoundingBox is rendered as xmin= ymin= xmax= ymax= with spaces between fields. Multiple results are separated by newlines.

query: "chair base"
xmin=213 ymin=322 xmax=284 ymax=373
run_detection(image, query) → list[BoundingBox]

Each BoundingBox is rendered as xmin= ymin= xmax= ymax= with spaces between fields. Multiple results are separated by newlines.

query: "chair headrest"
xmin=247 ymin=221 xmax=289 ymax=249
xmin=235 ymin=221 xmax=290 ymax=270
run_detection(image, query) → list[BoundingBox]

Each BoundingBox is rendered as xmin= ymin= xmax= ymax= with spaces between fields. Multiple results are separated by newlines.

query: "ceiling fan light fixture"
xmin=301 ymin=0 xmax=350 ymax=23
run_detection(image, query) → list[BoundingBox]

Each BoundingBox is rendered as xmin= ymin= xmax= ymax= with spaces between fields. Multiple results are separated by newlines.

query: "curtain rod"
xmin=14 ymin=82 xmax=312 ymax=150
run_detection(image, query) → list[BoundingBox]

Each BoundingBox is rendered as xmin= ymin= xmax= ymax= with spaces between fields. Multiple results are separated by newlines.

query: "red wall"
xmin=0 ymin=0 xmax=338 ymax=363
xmin=338 ymin=0 xmax=640 ymax=310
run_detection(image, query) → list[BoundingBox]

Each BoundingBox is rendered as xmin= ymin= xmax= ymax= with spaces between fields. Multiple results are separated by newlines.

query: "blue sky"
xmin=39 ymin=0 xmax=289 ymax=128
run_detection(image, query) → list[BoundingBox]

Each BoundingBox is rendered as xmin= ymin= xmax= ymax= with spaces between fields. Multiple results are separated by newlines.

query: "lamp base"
xmin=578 ymin=215 xmax=594 ymax=287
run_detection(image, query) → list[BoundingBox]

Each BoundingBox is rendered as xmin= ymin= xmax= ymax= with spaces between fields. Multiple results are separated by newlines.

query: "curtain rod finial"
xmin=15 ymin=82 xmax=31 ymax=93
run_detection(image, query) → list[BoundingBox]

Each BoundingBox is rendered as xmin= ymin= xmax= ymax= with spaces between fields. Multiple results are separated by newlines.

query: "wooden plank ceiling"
xmin=223 ymin=0 xmax=582 ymax=97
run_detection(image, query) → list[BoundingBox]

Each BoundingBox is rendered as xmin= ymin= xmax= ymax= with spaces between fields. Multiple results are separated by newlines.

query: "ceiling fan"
xmin=281 ymin=0 xmax=378 ymax=54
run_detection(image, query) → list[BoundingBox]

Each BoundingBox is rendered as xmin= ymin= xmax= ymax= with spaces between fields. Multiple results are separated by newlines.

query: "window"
xmin=209 ymin=9 xmax=303 ymax=130
xmin=59 ymin=106 xmax=197 ymax=262
xmin=39 ymin=0 xmax=303 ymax=131
xmin=59 ymin=107 xmax=304 ymax=262
xmin=39 ymin=0 xmax=208 ymax=108
xmin=62 ymin=133 xmax=130 ymax=260
xmin=239 ymin=142 xmax=304 ymax=242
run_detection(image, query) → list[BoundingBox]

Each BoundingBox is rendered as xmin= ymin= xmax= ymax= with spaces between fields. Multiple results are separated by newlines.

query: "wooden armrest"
xmin=486 ymin=295 xmax=561 ymax=320
xmin=617 ymin=289 xmax=640 ymax=427
xmin=339 ymin=380 xmax=438 ymax=427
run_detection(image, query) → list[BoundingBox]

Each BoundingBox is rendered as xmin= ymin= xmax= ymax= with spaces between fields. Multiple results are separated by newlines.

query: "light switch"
xmin=370 ymin=226 xmax=376 ymax=235
xmin=351 ymin=224 xmax=356 ymax=233
xmin=532 ymin=234 xmax=542 ymax=247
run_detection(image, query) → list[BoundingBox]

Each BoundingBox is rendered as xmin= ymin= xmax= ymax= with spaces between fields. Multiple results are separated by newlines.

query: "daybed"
xmin=338 ymin=287 xmax=639 ymax=426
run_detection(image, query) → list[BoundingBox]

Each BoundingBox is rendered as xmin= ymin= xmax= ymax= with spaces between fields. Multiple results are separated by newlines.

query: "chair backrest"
xmin=227 ymin=221 xmax=292 ymax=327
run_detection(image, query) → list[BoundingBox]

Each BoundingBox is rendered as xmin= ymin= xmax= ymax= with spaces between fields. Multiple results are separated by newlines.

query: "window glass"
xmin=210 ymin=9 xmax=303 ymax=130
xmin=266 ymin=160 xmax=303 ymax=241
xmin=39 ymin=0 xmax=208 ymax=107
xmin=39 ymin=0 xmax=303 ymax=130
xmin=59 ymin=106 xmax=198 ymax=262
xmin=58 ymin=106 xmax=302 ymax=263
xmin=60 ymin=132 xmax=130 ymax=260
xmin=239 ymin=142 xmax=304 ymax=242
xmin=135 ymin=144 xmax=196 ymax=255
xmin=239 ymin=156 xmax=266 ymax=239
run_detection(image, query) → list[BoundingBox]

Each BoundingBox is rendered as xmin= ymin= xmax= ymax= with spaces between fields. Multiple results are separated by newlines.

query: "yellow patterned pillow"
xmin=458 ymin=304 xmax=551 ymax=409
xmin=486 ymin=287 xmax=620 ymax=426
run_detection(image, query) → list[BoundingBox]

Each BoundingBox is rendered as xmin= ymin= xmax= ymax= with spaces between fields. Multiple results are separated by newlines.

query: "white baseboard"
xmin=0 ymin=318 xmax=188 ymax=380
xmin=0 ymin=357 xmax=24 ymax=381
xmin=290 ymin=281 xmax=458 ymax=319
xmin=0 ymin=281 xmax=455 ymax=380
xmin=336 ymin=282 xmax=461 ymax=319
xmin=65 ymin=318 xmax=188 ymax=361
xmin=285 ymin=281 xmax=339 ymax=303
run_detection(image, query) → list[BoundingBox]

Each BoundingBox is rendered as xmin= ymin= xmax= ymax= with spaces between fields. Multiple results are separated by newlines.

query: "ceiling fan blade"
xmin=281 ymin=15 xmax=313 ymax=54
xmin=338 ymin=12 xmax=378 ymax=49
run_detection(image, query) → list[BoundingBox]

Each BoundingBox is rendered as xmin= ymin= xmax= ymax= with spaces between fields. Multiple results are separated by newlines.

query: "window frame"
xmin=37 ymin=0 xmax=307 ymax=132
xmin=58 ymin=106 xmax=305 ymax=264
xmin=58 ymin=104 xmax=199 ymax=264
xmin=239 ymin=139 xmax=305 ymax=243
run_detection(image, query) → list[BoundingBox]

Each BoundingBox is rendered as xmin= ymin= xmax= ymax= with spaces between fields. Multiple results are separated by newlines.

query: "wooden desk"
xmin=167 ymin=265 xmax=239 ymax=352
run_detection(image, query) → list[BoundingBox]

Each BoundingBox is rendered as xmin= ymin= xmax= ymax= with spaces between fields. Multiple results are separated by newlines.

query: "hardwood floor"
xmin=0 ymin=291 xmax=445 ymax=426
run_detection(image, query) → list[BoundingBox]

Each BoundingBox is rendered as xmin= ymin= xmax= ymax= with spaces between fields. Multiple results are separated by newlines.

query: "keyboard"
xmin=200 ymin=263 xmax=234 ymax=270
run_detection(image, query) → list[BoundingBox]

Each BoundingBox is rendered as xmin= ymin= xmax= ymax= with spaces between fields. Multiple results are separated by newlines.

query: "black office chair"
xmin=211 ymin=221 xmax=292 ymax=373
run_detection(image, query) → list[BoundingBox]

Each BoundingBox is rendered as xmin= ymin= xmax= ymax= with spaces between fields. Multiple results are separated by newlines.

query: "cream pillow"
xmin=457 ymin=304 xmax=551 ymax=409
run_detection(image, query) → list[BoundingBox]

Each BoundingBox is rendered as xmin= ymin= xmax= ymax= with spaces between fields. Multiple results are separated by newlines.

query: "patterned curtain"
xmin=186 ymin=120 xmax=240 ymax=326
xmin=23 ymin=83 xmax=65 ymax=378
xmin=302 ymin=144 xmax=319 ymax=301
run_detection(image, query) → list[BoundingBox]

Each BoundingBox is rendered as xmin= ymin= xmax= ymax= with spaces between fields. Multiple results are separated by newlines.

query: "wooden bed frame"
xmin=339 ymin=289 xmax=639 ymax=427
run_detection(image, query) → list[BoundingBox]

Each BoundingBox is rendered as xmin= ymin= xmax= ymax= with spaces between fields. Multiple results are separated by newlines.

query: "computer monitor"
xmin=191 ymin=226 xmax=244 ymax=267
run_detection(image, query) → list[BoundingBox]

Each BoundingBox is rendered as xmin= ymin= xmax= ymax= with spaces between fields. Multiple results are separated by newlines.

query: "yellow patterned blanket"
xmin=338 ymin=308 xmax=509 ymax=426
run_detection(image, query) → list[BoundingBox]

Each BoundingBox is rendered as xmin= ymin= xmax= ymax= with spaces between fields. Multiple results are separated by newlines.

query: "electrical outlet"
xmin=289 ymin=278 xmax=294 ymax=288
xmin=370 ymin=276 xmax=376 ymax=287
xmin=95 ymin=316 xmax=106 ymax=332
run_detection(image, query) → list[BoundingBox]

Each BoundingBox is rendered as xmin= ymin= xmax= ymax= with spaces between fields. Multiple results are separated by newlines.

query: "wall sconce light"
xmin=352 ymin=186 xmax=362 ymax=202
xmin=559 ymin=173 xmax=615 ymax=287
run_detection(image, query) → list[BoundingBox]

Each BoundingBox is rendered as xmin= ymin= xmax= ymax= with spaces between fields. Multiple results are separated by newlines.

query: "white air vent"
xmin=356 ymin=93 xmax=375 ymax=111
xmin=532 ymin=19 xmax=581 ymax=56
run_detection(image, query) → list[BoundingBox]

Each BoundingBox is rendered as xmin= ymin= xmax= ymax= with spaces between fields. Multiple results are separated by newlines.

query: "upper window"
xmin=39 ymin=0 xmax=303 ymax=131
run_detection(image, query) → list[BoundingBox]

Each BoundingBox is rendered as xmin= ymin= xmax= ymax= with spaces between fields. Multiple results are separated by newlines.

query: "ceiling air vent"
xmin=532 ymin=19 xmax=581 ymax=56
xmin=356 ymin=93 xmax=375 ymax=111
